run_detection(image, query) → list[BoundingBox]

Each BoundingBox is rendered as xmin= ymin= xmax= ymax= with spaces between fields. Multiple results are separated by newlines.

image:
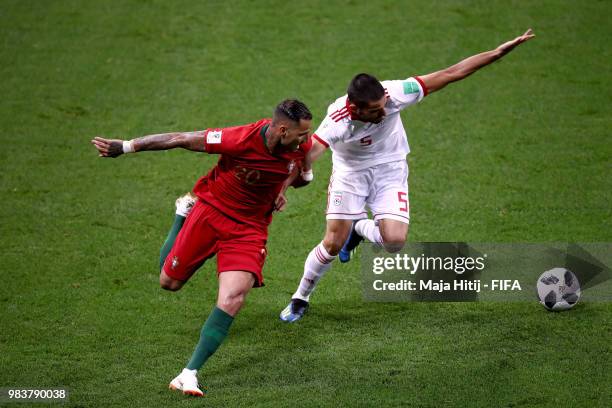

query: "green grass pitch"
xmin=1 ymin=0 xmax=610 ymax=407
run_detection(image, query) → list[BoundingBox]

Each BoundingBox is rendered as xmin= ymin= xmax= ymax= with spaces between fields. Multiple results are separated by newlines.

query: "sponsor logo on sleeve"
xmin=207 ymin=130 xmax=222 ymax=144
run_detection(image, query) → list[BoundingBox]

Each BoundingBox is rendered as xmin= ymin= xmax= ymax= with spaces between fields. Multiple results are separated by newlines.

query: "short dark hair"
xmin=274 ymin=99 xmax=312 ymax=123
xmin=347 ymin=73 xmax=385 ymax=108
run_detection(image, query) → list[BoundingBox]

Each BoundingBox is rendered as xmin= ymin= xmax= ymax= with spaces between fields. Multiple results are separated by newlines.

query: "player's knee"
xmin=322 ymin=236 xmax=344 ymax=256
xmin=381 ymin=232 xmax=407 ymax=253
xmin=159 ymin=273 xmax=183 ymax=292
xmin=160 ymin=281 xmax=182 ymax=291
xmin=383 ymin=241 xmax=405 ymax=253
xmin=217 ymin=291 xmax=246 ymax=315
xmin=323 ymin=220 xmax=352 ymax=256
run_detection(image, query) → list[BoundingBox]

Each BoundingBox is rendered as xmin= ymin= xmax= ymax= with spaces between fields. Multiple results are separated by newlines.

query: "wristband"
xmin=122 ymin=140 xmax=135 ymax=154
xmin=301 ymin=169 xmax=314 ymax=182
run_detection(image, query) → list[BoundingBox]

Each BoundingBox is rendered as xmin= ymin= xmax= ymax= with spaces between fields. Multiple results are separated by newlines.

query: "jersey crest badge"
xmin=207 ymin=130 xmax=222 ymax=144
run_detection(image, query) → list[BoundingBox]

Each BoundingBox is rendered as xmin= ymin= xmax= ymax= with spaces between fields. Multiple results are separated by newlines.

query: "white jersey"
xmin=313 ymin=77 xmax=427 ymax=171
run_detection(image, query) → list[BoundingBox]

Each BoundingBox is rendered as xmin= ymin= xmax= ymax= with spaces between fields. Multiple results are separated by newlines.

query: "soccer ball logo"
xmin=536 ymin=267 xmax=581 ymax=311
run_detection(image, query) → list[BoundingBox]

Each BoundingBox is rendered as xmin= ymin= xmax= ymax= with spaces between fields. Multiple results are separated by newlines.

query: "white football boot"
xmin=169 ymin=368 xmax=205 ymax=397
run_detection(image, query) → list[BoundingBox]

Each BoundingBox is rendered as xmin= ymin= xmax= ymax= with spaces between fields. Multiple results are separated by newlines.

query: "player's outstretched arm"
xmin=91 ymin=131 xmax=206 ymax=158
xmin=419 ymin=29 xmax=535 ymax=94
xmin=304 ymin=138 xmax=328 ymax=170
xmin=282 ymin=137 xmax=327 ymax=188
xmin=274 ymin=138 xmax=326 ymax=210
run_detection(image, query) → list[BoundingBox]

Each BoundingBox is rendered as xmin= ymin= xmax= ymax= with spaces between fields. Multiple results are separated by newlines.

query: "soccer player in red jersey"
xmin=91 ymin=99 xmax=313 ymax=396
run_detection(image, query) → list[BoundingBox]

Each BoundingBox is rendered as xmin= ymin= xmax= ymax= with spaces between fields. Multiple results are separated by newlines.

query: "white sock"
xmin=292 ymin=242 xmax=336 ymax=302
xmin=182 ymin=368 xmax=197 ymax=376
xmin=355 ymin=219 xmax=383 ymax=248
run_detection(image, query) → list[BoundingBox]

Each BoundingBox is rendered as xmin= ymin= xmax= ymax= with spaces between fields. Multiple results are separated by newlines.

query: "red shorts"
xmin=163 ymin=200 xmax=268 ymax=287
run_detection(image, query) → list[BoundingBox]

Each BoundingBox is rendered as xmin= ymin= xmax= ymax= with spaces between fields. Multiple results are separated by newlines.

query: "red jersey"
xmin=193 ymin=119 xmax=311 ymax=228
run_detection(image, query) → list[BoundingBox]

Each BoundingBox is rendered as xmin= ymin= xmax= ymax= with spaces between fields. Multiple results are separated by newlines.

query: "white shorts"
xmin=326 ymin=160 xmax=410 ymax=224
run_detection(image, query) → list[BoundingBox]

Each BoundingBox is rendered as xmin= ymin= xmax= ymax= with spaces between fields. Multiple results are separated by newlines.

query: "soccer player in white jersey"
xmin=280 ymin=29 xmax=535 ymax=322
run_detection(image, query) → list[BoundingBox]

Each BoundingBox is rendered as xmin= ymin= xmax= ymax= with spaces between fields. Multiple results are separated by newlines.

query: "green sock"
xmin=159 ymin=214 xmax=186 ymax=270
xmin=186 ymin=307 xmax=234 ymax=370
